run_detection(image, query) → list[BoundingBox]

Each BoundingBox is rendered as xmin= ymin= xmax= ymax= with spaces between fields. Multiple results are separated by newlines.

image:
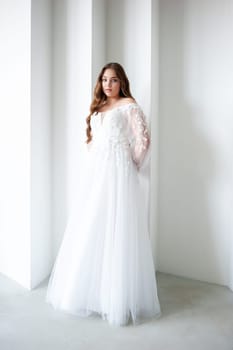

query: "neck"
xmin=106 ymin=97 xmax=120 ymax=106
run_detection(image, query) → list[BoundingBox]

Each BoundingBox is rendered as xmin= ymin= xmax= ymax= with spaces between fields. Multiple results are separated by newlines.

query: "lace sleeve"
xmin=127 ymin=104 xmax=150 ymax=169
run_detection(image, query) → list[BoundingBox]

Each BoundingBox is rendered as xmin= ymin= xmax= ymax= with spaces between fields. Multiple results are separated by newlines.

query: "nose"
xmin=106 ymin=80 xmax=112 ymax=87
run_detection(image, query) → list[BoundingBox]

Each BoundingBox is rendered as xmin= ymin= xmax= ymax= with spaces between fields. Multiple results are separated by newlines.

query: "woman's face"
xmin=102 ymin=68 xmax=121 ymax=99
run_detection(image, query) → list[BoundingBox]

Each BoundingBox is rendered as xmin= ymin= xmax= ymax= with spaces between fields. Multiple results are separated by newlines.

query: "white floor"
xmin=1 ymin=272 xmax=233 ymax=350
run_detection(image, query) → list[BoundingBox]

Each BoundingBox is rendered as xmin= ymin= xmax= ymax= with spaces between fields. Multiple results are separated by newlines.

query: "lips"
xmin=105 ymin=89 xmax=112 ymax=92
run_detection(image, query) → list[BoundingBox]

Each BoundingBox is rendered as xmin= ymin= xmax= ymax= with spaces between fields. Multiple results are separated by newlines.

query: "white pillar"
xmin=31 ymin=0 xmax=52 ymax=289
xmin=0 ymin=0 xmax=52 ymax=290
xmin=0 ymin=0 xmax=31 ymax=289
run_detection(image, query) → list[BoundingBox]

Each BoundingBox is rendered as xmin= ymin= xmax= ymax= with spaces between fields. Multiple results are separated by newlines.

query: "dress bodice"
xmin=90 ymin=103 xmax=150 ymax=168
xmin=91 ymin=104 xmax=131 ymax=142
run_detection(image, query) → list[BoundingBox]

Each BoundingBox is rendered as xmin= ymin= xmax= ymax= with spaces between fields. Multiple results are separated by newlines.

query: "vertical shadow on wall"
xmin=51 ymin=0 xmax=68 ymax=260
xmin=158 ymin=0 xmax=222 ymax=291
xmin=106 ymin=0 xmax=125 ymax=64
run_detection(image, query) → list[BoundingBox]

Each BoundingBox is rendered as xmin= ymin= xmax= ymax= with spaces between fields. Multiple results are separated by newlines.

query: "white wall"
xmin=150 ymin=0 xmax=160 ymax=268
xmin=158 ymin=0 xmax=233 ymax=286
xmin=2 ymin=0 xmax=232 ymax=290
xmin=92 ymin=0 xmax=106 ymax=86
xmin=31 ymin=0 xmax=52 ymax=288
xmin=230 ymin=230 xmax=233 ymax=290
xmin=0 ymin=0 xmax=31 ymax=288
xmin=106 ymin=0 xmax=152 ymax=113
xmin=52 ymin=0 xmax=93 ymax=257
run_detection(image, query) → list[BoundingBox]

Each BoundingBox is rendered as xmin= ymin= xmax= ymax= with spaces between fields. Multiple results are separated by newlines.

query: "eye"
xmin=112 ymin=78 xmax=119 ymax=83
xmin=102 ymin=78 xmax=107 ymax=82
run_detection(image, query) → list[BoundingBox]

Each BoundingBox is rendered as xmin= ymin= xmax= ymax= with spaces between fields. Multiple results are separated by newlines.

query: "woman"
xmin=46 ymin=62 xmax=161 ymax=327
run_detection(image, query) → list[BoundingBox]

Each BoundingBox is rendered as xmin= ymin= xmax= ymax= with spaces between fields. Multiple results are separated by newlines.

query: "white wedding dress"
xmin=46 ymin=102 xmax=161 ymax=326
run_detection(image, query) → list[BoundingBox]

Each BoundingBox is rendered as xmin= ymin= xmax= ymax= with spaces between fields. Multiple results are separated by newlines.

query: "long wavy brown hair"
xmin=86 ymin=62 xmax=134 ymax=143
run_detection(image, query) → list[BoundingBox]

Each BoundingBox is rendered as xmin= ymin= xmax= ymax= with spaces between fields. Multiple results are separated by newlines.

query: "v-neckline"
xmin=98 ymin=102 xmax=137 ymax=124
xmin=98 ymin=102 xmax=137 ymax=115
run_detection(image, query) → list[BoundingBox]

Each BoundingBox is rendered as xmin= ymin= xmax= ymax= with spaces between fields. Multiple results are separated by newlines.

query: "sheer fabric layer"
xmin=46 ymin=103 xmax=161 ymax=326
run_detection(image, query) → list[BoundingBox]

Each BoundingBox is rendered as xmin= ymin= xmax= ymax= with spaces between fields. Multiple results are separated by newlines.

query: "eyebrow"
xmin=102 ymin=76 xmax=118 ymax=79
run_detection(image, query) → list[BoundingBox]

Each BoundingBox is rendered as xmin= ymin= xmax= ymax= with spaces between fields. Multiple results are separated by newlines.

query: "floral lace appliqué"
xmin=126 ymin=105 xmax=150 ymax=168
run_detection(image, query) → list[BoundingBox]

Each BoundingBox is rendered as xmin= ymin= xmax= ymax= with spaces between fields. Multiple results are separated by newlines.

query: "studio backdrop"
xmin=0 ymin=0 xmax=233 ymax=292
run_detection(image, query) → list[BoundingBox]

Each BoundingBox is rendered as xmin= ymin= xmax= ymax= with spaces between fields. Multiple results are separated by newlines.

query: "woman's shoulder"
xmin=120 ymin=98 xmax=143 ymax=112
xmin=116 ymin=98 xmax=144 ymax=117
xmin=115 ymin=98 xmax=141 ymax=113
xmin=120 ymin=97 xmax=136 ymax=105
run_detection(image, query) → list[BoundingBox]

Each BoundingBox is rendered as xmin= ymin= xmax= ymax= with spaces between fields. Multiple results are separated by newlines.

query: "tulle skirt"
xmin=46 ymin=140 xmax=161 ymax=326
